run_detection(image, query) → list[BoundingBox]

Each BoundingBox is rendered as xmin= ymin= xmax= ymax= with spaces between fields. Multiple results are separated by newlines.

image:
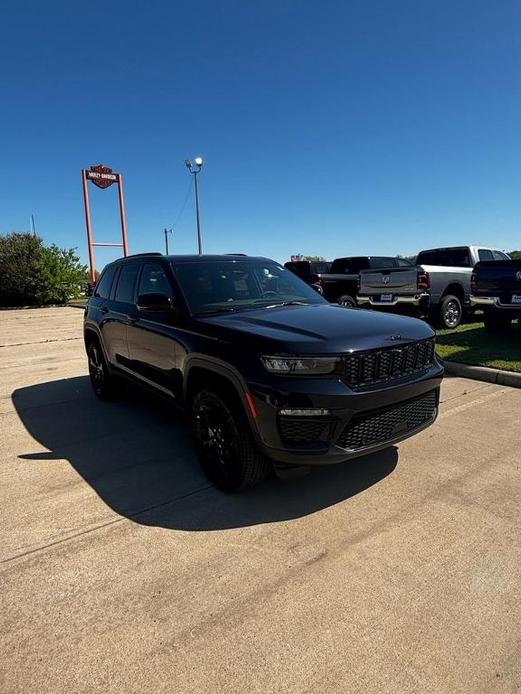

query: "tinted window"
xmin=284 ymin=262 xmax=311 ymax=279
xmin=94 ymin=265 xmax=117 ymax=299
xmin=114 ymin=264 xmax=139 ymax=303
xmin=417 ymin=248 xmax=471 ymax=267
xmin=172 ymin=260 xmax=325 ymax=314
xmin=492 ymin=250 xmax=510 ymax=261
xmin=397 ymin=257 xmax=414 ymax=267
xmin=368 ymin=257 xmax=398 ymax=269
xmin=313 ymin=262 xmax=330 ymax=274
xmin=478 ymin=249 xmax=493 ymax=262
xmin=138 ymin=263 xmax=172 ymax=297
xmin=330 ymin=257 xmax=367 ymax=273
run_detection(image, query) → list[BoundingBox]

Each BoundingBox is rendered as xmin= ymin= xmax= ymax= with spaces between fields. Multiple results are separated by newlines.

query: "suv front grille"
xmin=342 ymin=338 xmax=435 ymax=388
xmin=336 ymin=390 xmax=437 ymax=451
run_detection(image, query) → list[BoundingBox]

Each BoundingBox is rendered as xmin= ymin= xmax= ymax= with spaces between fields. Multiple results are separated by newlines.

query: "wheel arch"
xmin=184 ymin=359 xmax=255 ymax=427
xmin=441 ymin=282 xmax=466 ymax=302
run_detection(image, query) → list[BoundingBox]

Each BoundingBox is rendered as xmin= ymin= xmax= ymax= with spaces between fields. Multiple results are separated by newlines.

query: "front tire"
xmin=192 ymin=389 xmax=270 ymax=492
xmin=337 ymin=295 xmax=357 ymax=309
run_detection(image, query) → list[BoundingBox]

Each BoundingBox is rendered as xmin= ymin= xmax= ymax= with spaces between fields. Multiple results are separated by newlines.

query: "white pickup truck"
xmin=357 ymin=245 xmax=510 ymax=329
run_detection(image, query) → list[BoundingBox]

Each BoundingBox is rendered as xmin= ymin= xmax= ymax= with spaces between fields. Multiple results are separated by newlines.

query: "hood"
xmin=200 ymin=303 xmax=434 ymax=354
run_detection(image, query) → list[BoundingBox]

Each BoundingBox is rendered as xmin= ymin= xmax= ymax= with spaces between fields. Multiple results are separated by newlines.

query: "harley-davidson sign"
xmin=86 ymin=164 xmax=118 ymax=189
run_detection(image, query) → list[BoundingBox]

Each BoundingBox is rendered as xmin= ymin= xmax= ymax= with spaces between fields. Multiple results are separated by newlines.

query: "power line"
xmin=171 ymin=176 xmax=194 ymax=229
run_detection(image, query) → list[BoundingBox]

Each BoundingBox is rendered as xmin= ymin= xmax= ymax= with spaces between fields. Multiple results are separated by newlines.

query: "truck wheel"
xmin=438 ymin=295 xmax=462 ymax=329
xmin=192 ymin=389 xmax=270 ymax=492
xmin=337 ymin=295 xmax=357 ymax=308
xmin=87 ymin=339 xmax=120 ymax=399
xmin=483 ymin=310 xmax=512 ymax=333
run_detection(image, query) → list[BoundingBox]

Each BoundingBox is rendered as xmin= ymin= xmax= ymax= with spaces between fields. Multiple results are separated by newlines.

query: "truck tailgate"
xmin=475 ymin=260 xmax=521 ymax=294
xmin=359 ymin=267 xmax=418 ymax=296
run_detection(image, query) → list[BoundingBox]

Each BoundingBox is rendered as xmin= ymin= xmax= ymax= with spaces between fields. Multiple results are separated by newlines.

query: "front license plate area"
xmin=380 ymin=293 xmax=394 ymax=302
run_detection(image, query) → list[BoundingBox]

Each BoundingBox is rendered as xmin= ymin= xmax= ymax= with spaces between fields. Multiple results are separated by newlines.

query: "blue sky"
xmin=1 ymin=1 xmax=520 ymax=269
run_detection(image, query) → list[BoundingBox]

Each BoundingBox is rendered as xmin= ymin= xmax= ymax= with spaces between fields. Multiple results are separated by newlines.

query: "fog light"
xmin=279 ymin=408 xmax=331 ymax=416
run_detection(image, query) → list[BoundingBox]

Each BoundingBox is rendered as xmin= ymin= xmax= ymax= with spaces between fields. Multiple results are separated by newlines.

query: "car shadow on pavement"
xmin=12 ymin=376 xmax=398 ymax=531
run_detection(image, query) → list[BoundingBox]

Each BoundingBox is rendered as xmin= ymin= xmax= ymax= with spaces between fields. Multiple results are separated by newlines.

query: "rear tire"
xmin=192 ymin=389 xmax=270 ymax=492
xmin=483 ymin=310 xmax=512 ymax=333
xmin=87 ymin=339 xmax=120 ymax=399
xmin=337 ymin=295 xmax=357 ymax=309
xmin=435 ymin=294 xmax=463 ymax=329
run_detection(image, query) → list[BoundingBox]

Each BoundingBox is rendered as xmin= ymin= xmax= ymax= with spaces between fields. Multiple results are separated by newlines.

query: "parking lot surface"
xmin=1 ymin=307 xmax=520 ymax=694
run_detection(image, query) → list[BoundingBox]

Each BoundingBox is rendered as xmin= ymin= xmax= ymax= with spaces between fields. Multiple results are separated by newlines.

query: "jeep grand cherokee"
xmin=84 ymin=253 xmax=444 ymax=491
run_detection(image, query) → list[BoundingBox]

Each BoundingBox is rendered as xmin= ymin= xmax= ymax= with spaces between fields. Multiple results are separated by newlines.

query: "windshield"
xmin=172 ymin=259 xmax=326 ymax=315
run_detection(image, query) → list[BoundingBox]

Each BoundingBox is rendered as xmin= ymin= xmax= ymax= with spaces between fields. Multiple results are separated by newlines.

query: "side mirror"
xmin=310 ymin=283 xmax=324 ymax=295
xmin=137 ymin=292 xmax=173 ymax=312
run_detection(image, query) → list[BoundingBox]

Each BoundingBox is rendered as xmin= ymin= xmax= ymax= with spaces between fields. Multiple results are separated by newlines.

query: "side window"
xmin=397 ymin=257 xmax=413 ymax=267
xmin=94 ymin=265 xmax=117 ymax=298
xmin=114 ymin=264 xmax=139 ymax=304
xmin=492 ymin=250 xmax=509 ymax=261
xmin=138 ymin=263 xmax=172 ymax=298
xmin=478 ymin=249 xmax=493 ymax=262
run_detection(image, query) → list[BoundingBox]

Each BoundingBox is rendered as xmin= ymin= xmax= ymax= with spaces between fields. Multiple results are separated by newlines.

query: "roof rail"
xmin=123 ymin=252 xmax=163 ymax=259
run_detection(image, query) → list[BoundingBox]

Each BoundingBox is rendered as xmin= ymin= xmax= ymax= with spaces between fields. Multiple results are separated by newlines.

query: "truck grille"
xmin=336 ymin=390 xmax=437 ymax=451
xmin=342 ymin=338 xmax=435 ymax=388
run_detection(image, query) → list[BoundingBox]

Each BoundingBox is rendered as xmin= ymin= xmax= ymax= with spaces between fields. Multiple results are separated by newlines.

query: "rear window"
xmin=94 ymin=265 xmax=117 ymax=299
xmin=478 ymin=249 xmax=494 ymax=262
xmin=114 ymin=264 xmax=139 ymax=303
xmin=284 ymin=262 xmax=311 ymax=279
xmin=367 ymin=257 xmax=402 ymax=269
xmin=330 ymin=258 xmax=367 ymax=273
xmin=417 ymin=248 xmax=471 ymax=267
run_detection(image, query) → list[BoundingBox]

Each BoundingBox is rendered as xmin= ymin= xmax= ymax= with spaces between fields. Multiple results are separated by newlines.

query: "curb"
xmin=443 ymin=360 xmax=521 ymax=389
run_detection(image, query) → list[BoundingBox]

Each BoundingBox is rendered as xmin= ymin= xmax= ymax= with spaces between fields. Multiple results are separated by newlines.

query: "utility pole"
xmin=30 ymin=214 xmax=36 ymax=236
xmin=184 ymin=157 xmax=204 ymax=254
xmin=164 ymin=227 xmax=173 ymax=254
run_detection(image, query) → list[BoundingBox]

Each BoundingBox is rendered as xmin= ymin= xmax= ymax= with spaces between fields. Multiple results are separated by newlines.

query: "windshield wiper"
xmin=196 ymin=306 xmax=238 ymax=316
xmin=263 ymin=301 xmax=310 ymax=309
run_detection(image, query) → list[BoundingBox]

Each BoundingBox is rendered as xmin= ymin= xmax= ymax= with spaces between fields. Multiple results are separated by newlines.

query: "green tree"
xmin=509 ymin=250 xmax=521 ymax=259
xmin=35 ymin=244 xmax=88 ymax=305
xmin=0 ymin=232 xmax=88 ymax=307
xmin=0 ymin=232 xmax=44 ymax=306
xmin=304 ymin=255 xmax=327 ymax=262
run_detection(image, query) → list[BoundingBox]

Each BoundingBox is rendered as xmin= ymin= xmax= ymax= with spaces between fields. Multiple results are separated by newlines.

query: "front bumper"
xmin=470 ymin=295 xmax=521 ymax=310
xmin=357 ymin=293 xmax=430 ymax=308
xmin=248 ymin=360 xmax=444 ymax=466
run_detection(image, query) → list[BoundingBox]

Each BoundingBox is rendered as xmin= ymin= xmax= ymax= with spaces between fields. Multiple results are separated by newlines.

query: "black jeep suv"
xmin=84 ymin=253 xmax=444 ymax=491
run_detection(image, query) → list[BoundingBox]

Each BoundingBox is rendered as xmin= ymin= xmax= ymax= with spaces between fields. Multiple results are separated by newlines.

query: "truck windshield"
xmin=172 ymin=260 xmax=326 ymax=315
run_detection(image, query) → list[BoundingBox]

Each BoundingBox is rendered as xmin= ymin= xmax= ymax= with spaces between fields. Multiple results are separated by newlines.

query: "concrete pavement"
xmin=1 ymin=307 xmax=520 ymax=693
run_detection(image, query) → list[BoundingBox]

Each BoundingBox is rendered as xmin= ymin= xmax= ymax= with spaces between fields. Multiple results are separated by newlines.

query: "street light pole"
xmin=185 ymin=157 xmax=204 ymax=254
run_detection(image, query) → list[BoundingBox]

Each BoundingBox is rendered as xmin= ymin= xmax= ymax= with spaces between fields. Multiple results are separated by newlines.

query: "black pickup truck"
xmin=471 ymin=260 xmax=521 ymax=332
xmin=85 ymin=253 xmax=443 ymax=491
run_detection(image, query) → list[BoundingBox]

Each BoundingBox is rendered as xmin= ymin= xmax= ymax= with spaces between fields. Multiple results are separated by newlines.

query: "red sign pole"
xmin=117 ymin=173 xmax=129 ymax=257
xmin=81 ymin=170 xmax=96 ymax=284
xmin=81 ymin=164 xmax=129 ymax=285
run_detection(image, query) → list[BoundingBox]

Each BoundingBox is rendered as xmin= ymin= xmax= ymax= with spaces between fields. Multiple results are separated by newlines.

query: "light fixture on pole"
xmin=184 ymin=157 xmax=204 ymax=254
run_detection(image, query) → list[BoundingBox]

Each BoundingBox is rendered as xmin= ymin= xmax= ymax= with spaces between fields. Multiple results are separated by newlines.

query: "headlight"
xmin=260 ymin=356 xmax=339 ymax=374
